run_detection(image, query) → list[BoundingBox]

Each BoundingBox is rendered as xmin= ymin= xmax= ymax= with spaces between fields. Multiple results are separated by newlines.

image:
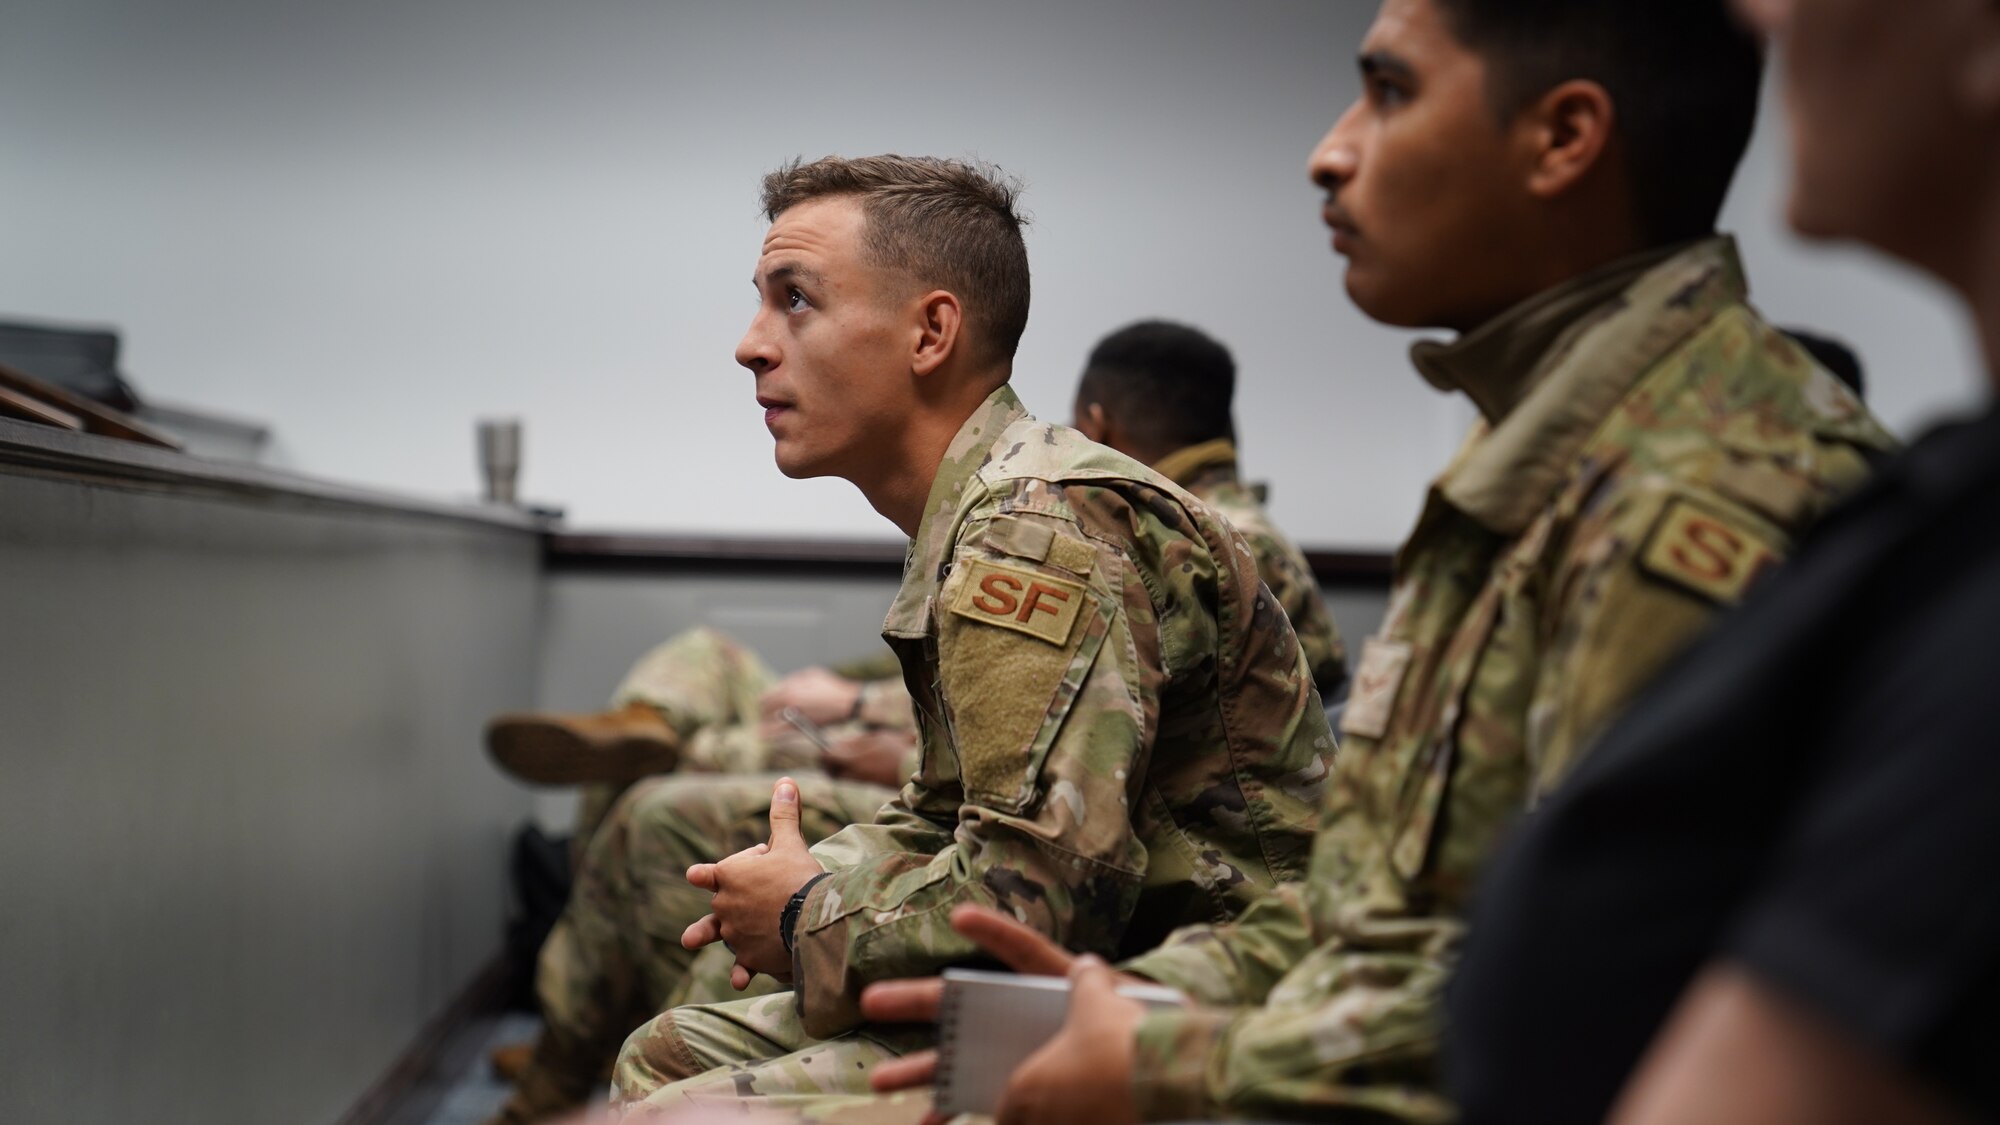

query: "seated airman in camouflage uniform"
xmin=491 ymin=315 xmax=1352 ymax=1124
xmin=487 ymin=628 xmax=917 ymax=858
xmin=844 ymin=2 xmax=1896 ymax=1123
xmin=1070 ymin=319 xmax=1347 ymax=702
xmin=609 ymin=153 xmax=1335 ymax=1111
xmin=490 ymin=313 xmax=1350 ymax=1123
xmin=484 ymin=629 xmax=921 ymax=1125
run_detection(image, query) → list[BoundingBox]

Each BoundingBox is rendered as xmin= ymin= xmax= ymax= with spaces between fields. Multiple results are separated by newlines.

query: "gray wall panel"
xmin=0 ymin=469 xmax=540 ymax=1125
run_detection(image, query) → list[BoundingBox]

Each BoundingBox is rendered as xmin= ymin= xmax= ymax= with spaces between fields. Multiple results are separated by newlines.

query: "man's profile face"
xmin=736 ymin=196 xmax=915 ymax=481
xmin=1737 ymin=0 xmax=1981 ymax=272
xmin=1309 ymin=0 xmax=1539 ymax=330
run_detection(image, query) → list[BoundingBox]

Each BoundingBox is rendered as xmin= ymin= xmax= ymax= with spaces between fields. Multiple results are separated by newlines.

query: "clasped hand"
xmin=681 ymin=776 xmax=828 ymax=989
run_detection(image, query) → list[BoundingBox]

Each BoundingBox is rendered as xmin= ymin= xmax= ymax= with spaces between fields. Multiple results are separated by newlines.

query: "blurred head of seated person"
xmin=1445 ymin=1 xmax=2000 ymax=1124
xmin=606 ymin=152 xmax=1333 ymax=1114
xmin=1071 ymin=319 xmax=1350 ymax=697
xmin=841 ymin=3 xmax=1892 ymax=1124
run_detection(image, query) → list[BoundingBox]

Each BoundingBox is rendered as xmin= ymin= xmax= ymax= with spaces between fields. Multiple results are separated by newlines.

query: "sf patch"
xmin=949 ymin=558 xmax=1088 ymax=646
xmin=1640 ymin=497 xmax=1777 ymax=605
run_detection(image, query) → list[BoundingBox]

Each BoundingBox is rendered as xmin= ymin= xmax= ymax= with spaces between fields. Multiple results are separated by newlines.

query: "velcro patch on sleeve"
xmin=947 ymin=558 xmax=1088 ymax=647
xmin=1639 ymin=498 xmax=1777 ymax=605
xmin=1044 ymin=533 xmax=1097 ymax=578
xmin=982 ymin=515 xmax=1055 ymax=564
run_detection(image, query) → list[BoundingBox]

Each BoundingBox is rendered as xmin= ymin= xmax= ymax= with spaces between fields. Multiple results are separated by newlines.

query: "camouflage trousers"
xmin=612 ymin=987 xmax=938 ymax=1115
xmin=508 ymin=772 xmax=892 ymax=1121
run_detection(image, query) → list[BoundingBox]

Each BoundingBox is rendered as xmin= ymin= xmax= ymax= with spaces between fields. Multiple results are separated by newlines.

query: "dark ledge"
xmin=546 ymin=531 xmax=1394 ymax=585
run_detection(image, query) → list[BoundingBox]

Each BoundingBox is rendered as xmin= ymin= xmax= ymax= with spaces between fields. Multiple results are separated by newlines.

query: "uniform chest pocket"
xmin=1377 ymin=580 xmax=1514 ymax=886
xmin=935 ymin=556 xmax=1120 ymax=814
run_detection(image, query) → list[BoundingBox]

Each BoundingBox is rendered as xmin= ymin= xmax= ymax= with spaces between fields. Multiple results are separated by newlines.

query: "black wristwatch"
xmin=781 ymin=872 xmax=833 ymax=955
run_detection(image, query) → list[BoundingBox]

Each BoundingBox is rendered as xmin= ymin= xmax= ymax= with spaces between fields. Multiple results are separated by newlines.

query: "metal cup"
xmin=477 ymin=418 xmax=522 ymax=505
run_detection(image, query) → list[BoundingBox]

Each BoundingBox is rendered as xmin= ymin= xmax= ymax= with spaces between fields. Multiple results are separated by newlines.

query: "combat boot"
xmin=488 ymin=1040 xmax=533 ymax=1082
xmin=482 ymin=1058 xmax=586 ymax=1125
xmin=486 ymin=701 xmax=680 ymax=786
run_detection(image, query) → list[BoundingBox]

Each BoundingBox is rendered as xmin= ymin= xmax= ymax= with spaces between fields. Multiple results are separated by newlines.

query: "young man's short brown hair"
xmin=761 ymin=154 xmax=1031 ymax=367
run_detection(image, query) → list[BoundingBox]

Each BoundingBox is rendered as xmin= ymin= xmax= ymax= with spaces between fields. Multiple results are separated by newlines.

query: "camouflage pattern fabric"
xmin=614 ymin=383 xmax=1336 ymax=1108
xmin=1116 ymin=238 xmax=1896 ymax=1120
xmin=1154 ymin=439 xmax=1349 ymax=697
xmin=507 ymin=630 xmax=922 ymax=1119
xmin=496 ymin=773 xmax=892 ymax=1124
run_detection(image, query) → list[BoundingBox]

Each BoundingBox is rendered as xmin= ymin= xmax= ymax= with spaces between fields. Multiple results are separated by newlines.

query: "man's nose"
xmin=736 ymin=313 xmax=776 ymax=372
xmin=1309 ymin=101 xmax=1363 ymax=192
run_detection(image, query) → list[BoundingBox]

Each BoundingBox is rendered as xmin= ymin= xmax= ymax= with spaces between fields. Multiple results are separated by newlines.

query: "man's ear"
xmin=1521 ymin=79 xmax=1617 ymax=201
xmin=911 ymin=290 xmax=965 ymax=377
xmin=1074 ymin=401 xmax=1109 ymax=443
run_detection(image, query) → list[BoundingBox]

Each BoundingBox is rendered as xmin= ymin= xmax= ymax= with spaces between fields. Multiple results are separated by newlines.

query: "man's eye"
xmin=787 ymin=287 xmax=811 ymax=313
xmin=1370 ymin=77 xmax=1408 ymax=108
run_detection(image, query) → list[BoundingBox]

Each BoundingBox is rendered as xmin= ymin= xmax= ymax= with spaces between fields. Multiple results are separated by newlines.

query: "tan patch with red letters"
xmin=948 ymin=558 xmax=1088 ymax=646
xmin=1639 ymin=498 xmax=1777 ymax=605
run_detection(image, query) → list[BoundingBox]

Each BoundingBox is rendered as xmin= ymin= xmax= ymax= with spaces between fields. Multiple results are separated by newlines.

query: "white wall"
xmin=0 ymin=0 xmax=1984 ymax=549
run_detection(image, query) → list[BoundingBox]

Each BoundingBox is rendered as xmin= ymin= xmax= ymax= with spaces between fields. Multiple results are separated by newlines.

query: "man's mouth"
xmin=756 ymin=394 xmax=793 ymax=427
xmin=1323 ymin=201 xmax=1360 ymax=251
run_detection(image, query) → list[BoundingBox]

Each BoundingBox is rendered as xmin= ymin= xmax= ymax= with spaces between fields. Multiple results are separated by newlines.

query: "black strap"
xmin=781 ymin=871 xmax=834 ymax=955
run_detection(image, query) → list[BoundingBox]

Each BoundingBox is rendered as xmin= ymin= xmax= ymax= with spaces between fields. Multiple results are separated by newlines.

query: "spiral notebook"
xmin=932 ymin=968 xmax=1188 ymax=1117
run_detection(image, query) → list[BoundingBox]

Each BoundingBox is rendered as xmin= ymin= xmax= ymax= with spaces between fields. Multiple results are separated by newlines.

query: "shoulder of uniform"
xmin=1561 ymin=473 xmax=1792 ymax=609
xmin=956 ymin=505 xmax=1108 ymax=584
xmin=976 ymin=418 xmax=1152 ymax=486
xmin=1619 ymin=304 xmax=1895 ymax=455
xmin=1583 ymin=304 xmax=1890 ymax=531
xmin=1192 ymin=482 xmax=1265 ymax=530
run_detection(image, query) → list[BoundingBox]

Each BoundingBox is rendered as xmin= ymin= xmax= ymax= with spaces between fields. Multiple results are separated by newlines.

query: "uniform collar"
xmin=1425 ymin=237 xmax=1749 ymax=535
xmin=1151 ymin=438 xmax=1239 ymax=489
xmin=882 ymin=383 xmax=1031 ymax=638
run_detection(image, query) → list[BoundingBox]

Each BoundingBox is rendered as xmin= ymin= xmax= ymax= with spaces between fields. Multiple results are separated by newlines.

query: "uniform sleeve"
xmin=1126 ymin=955 xmax=1456 ymax=1122
xmin=1114 ymin=524 xmax=1339 ymax=1007
xmin=1118 ymin=882 xmax=1318 ymax=1006
xmin=788 ymin=508 xmax=1175 ymax=1038
xmin=1246 ymin=527 xmax=1348 ymax=698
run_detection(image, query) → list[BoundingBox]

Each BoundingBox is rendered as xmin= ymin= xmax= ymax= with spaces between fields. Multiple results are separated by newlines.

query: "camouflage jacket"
xmin=789 ymin=384 xmax=1334 ymax=1038
xmin=1156 ymin=439 xmax=1349 ymax=698
xmin=1118 ymin=238 xmax=1896 ymax=1120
